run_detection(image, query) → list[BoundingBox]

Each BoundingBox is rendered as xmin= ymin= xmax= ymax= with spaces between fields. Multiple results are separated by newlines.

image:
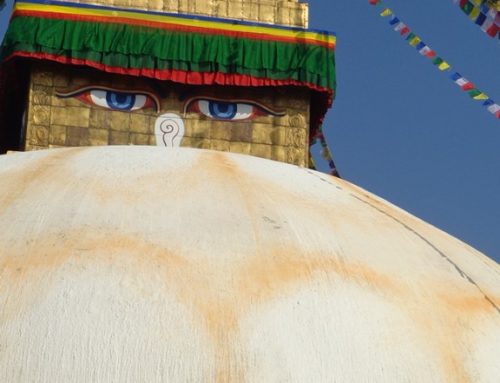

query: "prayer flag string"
xmin=369 ymin=1 xmax=500 ymax=120
xmin=452 ymin=0 xmax=499 ymax=39
xmin=311 ymin=126 xmax=340 ymax=177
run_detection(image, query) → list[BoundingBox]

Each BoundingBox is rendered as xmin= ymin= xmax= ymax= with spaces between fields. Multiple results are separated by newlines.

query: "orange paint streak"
xmin=0 ymin=149 xmax=83 ymax=213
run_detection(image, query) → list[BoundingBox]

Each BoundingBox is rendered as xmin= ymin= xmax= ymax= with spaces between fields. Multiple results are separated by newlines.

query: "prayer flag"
xmin=438 ymin=61 xmax=451 ymax=71
xmin=473 ymin=92 xmax=488 ymax=100
xmin=389 ymin=17 xmax=400 ymax=26
xmin=486 ymin=23 xmax=499 ymax=38
xmin=425 ymin=50 xmax=437 ymax=58
xmin=394 ymin=22 xmax=406 ymax=32
xmin=470 ymin=6 xmax=481 ymax=21
xmin=468 ymin=89 xmax=482 ymax=98
xmin=486 ymin=103 xmax=500 ymax=118
xmin=454 ymin=76 xmax=475 ymax=90
xmin=475 ymin=12 xmax=487 ymax=26
xmin=415 ymin=42 xmax=426 ymax=50
xmin=433 ymin=57 xmax=444 ymax=66
xmin=368 ymin=0 xmax=498 ymax=120
xmin=405 ymin=32 xmax=416 ymax=41
xmin=462 ymin=82 xmax=475 ymax=91
xmin=380 ymin=8 xmax=392 ymax=17
xmin=400 ymin=25 xmax=410 ymax=35
xmin=417 ymin=44 xmax=434 ymax=57
xmin=481 ymin=16 xmax=494 ymax=32
xmin=409 ymin=36 xmax=421 ymax=46
xmin=462 ymin=2 xmax=474 ymax=15
xmin=450 ymin=72 xmax=462 ymax=81
xmin=480 ymin=4 xmax=490 ymax=14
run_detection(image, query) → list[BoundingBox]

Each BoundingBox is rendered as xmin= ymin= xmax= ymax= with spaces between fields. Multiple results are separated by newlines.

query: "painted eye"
xmin=56 ymin=86 xmax=160 ymax=112
xmin=90 ymin=90 xmax=146 ymax=111
xmin=185 ymin=98 xmax=284 ymax=121
xmin=198 ymin=100 xmax=253 ymax=120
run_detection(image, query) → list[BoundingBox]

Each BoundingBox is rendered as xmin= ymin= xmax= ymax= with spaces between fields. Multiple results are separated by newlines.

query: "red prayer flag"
xmin=486 ymin=24 xmax=499 ymax=38
xmin=462 ymin=82 xmax=475 ymax=91
xmin=400 ymin=26 xmax=410 ymax=35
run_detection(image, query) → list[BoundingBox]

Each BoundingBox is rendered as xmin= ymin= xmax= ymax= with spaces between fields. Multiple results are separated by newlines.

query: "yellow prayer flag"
xmin=470 ymin=7 xmax=480 ymax=20
xmin=409 ymin=37 xmax=421 ymax=46
xmin=438 ymin=61 xmax=450 ymax=71
xmin=472 ymin=0 xmax=482 ymax=5
xmin=380 ymin=8 xmax=392 ymax=17
xmin=473 ymin=93 xmax=488 ymax=100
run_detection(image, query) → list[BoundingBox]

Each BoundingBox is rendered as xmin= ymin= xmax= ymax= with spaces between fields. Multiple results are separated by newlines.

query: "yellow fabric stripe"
xmin=15 ymin=2 xmax=336 ymax=46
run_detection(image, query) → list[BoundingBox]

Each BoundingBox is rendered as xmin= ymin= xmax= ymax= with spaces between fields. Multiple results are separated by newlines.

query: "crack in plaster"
xmin=350 ymin=194 xmax=500 ymax=315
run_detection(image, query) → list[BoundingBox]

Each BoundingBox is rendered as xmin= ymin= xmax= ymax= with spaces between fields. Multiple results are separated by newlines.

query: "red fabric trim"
xmin=6 ymin=51 xmax=334 ymax=102
xmin=13 ymin=10 xmax=335 ymax=49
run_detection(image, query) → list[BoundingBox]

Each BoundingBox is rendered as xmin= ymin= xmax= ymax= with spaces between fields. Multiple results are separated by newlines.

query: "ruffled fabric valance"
xmin=1 ymin=0 xmax=336 ymax=129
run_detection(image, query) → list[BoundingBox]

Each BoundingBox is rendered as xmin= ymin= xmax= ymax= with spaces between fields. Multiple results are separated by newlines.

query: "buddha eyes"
xmin=198 ymin=100 xmax=254 ymax=120
xmin=55 ymin=86 xmax=160 ymax=112
xmin=56 ymin=87 xmax=285 ymax=121
xmin=184 ymin=97 xmax=285 ymax=121
xmin=89 ymin=90 xmax=148 ymax=111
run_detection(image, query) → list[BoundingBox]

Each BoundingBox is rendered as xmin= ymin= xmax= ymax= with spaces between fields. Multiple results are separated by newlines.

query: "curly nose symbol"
xmin=154 ymin=113 xmax=185 ymax=148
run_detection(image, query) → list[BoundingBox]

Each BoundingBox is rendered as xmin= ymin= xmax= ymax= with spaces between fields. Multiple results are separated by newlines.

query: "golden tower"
xmin=0 ymin=0 xmax=335 ymax=167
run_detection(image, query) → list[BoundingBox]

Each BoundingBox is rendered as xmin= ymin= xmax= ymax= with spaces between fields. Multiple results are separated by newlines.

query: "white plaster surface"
xmin=0 ymin=146 xmax=498 ymax=382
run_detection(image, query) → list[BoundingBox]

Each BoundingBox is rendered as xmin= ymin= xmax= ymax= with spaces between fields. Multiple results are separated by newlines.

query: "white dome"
xmin=0 ymin=146 xmax=498 ymax=382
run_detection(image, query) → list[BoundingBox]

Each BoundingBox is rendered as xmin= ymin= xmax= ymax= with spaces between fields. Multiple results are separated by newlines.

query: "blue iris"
xmin=106 ymin=91 xmax=136 ymax=110
xmin=208 ymin=101 xmax=237 ymax=119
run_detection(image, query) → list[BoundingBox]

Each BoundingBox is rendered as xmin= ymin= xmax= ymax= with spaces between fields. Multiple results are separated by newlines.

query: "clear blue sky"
xmin=1 ymin=0 xmax=499 ymax=262
xmin=308 ymin=0 xmax=500 ymax=262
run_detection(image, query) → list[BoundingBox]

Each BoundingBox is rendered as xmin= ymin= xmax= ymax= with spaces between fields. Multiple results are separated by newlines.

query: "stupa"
xmin=0 ymin=1 xmax=499 ymax=382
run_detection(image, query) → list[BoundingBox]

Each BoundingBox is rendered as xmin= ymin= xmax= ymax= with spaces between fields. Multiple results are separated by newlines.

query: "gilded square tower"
xmin=0 ymin=0 xmax=335 ymax=167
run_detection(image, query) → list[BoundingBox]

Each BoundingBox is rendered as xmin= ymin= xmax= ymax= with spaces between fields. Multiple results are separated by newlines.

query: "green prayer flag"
xmin=405 ymin=32 xmax=416 ymax=41
xmin=432 ymin=57 xmax=444 ymax=66
xmin=468 ymin=88 xmax=482 ymax=98
xmin=462 ymin=2 xmax=474 ymax=15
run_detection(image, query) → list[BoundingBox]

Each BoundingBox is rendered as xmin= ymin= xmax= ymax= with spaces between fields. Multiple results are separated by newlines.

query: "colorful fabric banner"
xmin=0 ymin=0 xmax=337 ymax=130
xmin=370 ymin=1 xmax=499 ymax=120
xmin=0 ymin=0 xmax=341 ymax=172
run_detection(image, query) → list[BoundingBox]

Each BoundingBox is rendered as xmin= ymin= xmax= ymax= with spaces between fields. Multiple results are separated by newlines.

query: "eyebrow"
xmin=55 ymin=85 xmax=161 ymax=113
xmin=183 ymin=96 xmax=286 ymax=116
